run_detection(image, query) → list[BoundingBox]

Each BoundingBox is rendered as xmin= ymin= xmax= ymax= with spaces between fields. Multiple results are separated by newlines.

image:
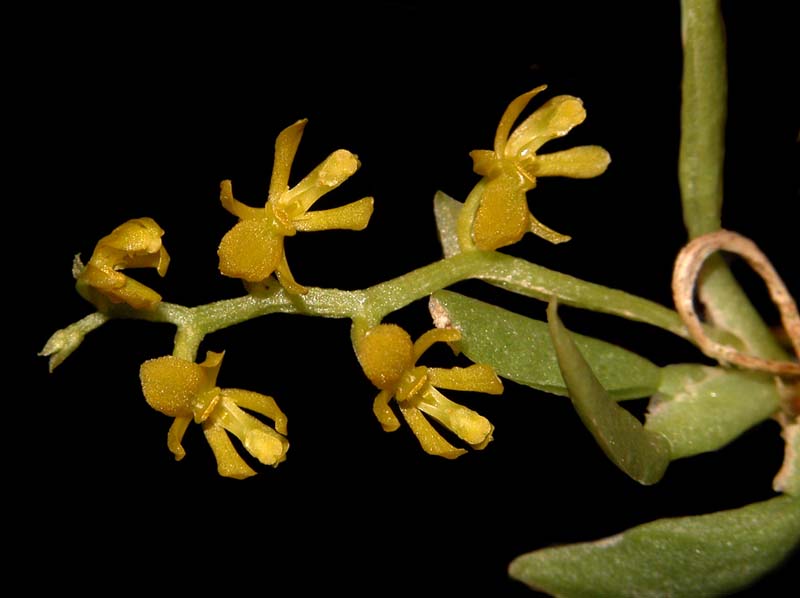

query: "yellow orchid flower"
xmin=77 ymin=217 xmax=170 ymax=310
xmin=469 ymin=85 xmax=611 ymax=250
xmin=356 ymin=324 xmax=503 ymax=458
xmin=140 ymin=350 xmax=289 ymax=479
xmin=217 ymin=119 xmax=374 ymax=294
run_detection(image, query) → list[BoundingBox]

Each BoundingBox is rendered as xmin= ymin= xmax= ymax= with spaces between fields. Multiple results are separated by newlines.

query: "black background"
xmin=19 ymin=2 xmax=798 ymax=595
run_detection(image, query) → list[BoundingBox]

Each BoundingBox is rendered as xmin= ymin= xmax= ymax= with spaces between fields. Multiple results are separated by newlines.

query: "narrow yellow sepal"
xmin=399 ymin=403 xmax=467 ymax=459
xmin=293 ymin=197 xmax=374 ymax=232
xmin=203 ymin=423 xmax=259 ymax=479
xmin=518 ymin=145 xmax=611 ymax=179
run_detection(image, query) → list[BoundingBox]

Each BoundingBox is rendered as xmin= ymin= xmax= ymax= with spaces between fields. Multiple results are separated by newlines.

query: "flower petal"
xmin=519 ymin=146 xmax=611 ymax=179
xmin=281 ymin=149 xmax=361 ymax=216
xmin=470 ymin=149 xmax=502 ymax=178
xmin=98 ymin=217 xmax=166 ymax=255
xmin=412 ymin=328 xmax=461 ymax=361
xmin=220 ymin=180 xmax=265 ymax=219
xmin=269 ymin=119 xmax=307 ymax=202
xmin=528 ymin=214 xmax=572 ymax=245
xmin=167 ymin=415 xmax=192 ymax=460
xmin=121 ymin=246 xmax=171 ymax=275
xmin=198 ymin=351 xmax=225 ymax=388
xmin=223 ymin=388 xmax=288 ymax=435
xmin=493 ymin=85 xmax=548 ymax=155
xmin=78 ymin=263 xmax=126 ymax=291
xmin=373 ymin=390 xmax=401 ymax=432
xmin=506 ymin=95 xmax=587 ymax=156
xmin=202 ymin=422 xmax=258 ymax=479
xmin=80 ymin=264 xmax=165 ymax=310
xmin=217 ymin=218 xmax=283 ymax=282
xmin=207 ymin=396 xmax=289 ymax=467
xmin=398 ymin=403 xmax=467 ymax=459
xmin=427 ymin=364 xmax=504 ymax=394
xmin=416 ymin=386 xmax=494 ymax=447
xmin=274 ymin=250 xmax=307 ymax=295
xmin=293 ymin=197 xmax=374 ymax=232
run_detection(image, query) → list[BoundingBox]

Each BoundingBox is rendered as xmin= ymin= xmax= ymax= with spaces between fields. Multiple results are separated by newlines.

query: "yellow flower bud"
xmin=78 ymin=217 xmax=170 ymax=310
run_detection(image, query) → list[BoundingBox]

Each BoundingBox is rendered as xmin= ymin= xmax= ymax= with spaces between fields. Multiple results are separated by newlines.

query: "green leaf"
xmin=547 ymin=299 xmax=670 ymax=485
xmin=509 ymin=494 xmax=800 ymax=598
xmin=429 ymin=290 xmax=662 ymax=400
xmin=644 ymin=363 xmax=782 ymax=459
xmin=433 ymin=190 xmax=463 ymax=258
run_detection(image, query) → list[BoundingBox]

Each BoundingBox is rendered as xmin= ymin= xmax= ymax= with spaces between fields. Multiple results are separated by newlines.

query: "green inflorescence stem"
xmin=55 ymin=248 xmax=695 ymax=366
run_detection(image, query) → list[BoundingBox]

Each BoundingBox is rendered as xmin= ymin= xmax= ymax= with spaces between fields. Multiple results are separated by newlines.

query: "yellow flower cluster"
xmin=140 ymin=351 xmax=289 ymax=479
xmin=356 ymin=324 xmax=503 ymax=458
xmin=217 ymin=119 xmax=374 ymax=294
xmin=77 ymin=217 xmax=170 ymax=310
xmin=469 ymin=85 xmax=611 ymax=250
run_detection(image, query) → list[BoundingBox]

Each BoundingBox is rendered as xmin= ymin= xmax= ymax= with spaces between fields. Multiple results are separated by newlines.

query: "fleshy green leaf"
xmin=433 ymin=190 xmax=463 ymax=258
xmin=429 ymin=290 xmax=662 ymax=400
xmin=509 ymin=494 xmax=800 ymax=598
xmin=644 ymin=363 xmax=782 ymax=459
xmin=547 ymin=299 xmax=670 ymax=485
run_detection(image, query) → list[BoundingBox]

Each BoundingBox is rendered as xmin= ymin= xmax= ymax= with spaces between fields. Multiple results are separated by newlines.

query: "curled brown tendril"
xmin=672 ymin=229 xmax=800 ymax=376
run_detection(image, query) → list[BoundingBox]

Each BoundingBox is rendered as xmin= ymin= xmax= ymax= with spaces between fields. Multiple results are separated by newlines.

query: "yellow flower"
xmin=469 ymin=85 xmax=611 ymax=250
xmin=140 ymin=350 xmax=289 ymax=479
xmin=77 ymin=217 xmax=170 ymax=310
xmin=356 ymin=324 xmax=503 ymax=458
xmin=217 ymin=119 xmax=375 ymax=294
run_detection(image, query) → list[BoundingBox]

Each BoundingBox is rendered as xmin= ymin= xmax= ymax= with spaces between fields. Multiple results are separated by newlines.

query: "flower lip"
xmin=77 ymin=217 xmax=170 ymax=310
